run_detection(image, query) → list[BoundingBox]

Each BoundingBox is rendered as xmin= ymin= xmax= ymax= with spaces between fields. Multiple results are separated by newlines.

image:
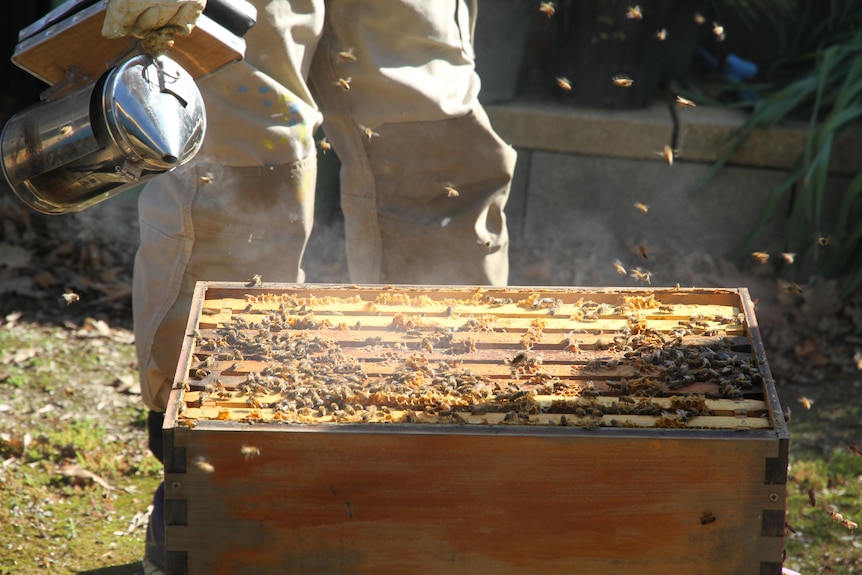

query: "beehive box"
xmin=162 ymin=282 xmax=789 ymax=575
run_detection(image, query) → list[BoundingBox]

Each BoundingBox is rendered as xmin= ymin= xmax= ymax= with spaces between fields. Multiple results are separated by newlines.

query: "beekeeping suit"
xmin=113 ymin=0 xmax=517 ymax=413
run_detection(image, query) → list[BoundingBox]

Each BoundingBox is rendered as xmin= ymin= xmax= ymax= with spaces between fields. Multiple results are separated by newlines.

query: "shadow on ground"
xmin=77 ymin=562 xmax=142 ymax=575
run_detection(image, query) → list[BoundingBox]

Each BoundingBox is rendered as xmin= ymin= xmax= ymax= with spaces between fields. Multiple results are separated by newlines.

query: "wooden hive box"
xmin=162 ymin=282 xmax=789 ymax=575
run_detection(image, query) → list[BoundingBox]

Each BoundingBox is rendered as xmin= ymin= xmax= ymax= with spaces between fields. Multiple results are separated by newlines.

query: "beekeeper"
xmin=102 ymin=1 xmax=517 ymax=573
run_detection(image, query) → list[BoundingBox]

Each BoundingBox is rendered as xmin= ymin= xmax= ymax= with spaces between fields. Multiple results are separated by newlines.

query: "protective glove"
xmin=102 ymin=0 xmax=207 ymax=40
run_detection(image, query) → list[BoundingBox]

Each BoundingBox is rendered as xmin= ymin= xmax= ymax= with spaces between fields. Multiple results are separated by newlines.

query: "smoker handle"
xmin=203 ymin=0 xmax=257 ymax=39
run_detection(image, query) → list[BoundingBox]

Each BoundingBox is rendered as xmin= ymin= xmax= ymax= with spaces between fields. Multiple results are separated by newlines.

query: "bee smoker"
xmin=1 ymin=54 xmax=206 ymax=214
xmin=0 ymin=0 xmax=255 ymax=215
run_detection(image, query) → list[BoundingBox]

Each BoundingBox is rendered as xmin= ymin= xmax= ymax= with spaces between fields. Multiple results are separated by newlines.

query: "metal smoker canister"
xmin=1 ymin=53 xmax=205 ymax=215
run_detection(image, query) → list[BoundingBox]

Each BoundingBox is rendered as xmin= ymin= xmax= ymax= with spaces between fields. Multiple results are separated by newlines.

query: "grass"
xmin=0 ymin=321 xmax=162 ymax=574
xmin=1 ymin=470 xmax=161 ymax=573
xmin=785 ymin=449 xmax=862 ymax=574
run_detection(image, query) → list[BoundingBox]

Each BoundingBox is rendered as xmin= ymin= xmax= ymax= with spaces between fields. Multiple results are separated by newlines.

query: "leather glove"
xmin=102 ymin=0 xmax=207 ymax=40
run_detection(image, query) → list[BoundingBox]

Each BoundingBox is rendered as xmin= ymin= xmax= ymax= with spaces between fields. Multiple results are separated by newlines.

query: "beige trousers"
xmin=133 ymin=0 xmax=518 ymax=411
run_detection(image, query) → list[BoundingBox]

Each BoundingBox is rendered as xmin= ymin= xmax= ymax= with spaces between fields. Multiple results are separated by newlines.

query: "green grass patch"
xmin=0 ymin=320 xmax=161 ymax=573
xmin=784 ymin=448 xmax=862 ymax=574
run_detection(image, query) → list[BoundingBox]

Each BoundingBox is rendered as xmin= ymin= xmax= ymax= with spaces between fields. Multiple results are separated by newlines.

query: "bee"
xmin=626 ymin=5 xmax=643 ymax=20
xmin=337 ymin=46 xmax=357 ymax=62
xmin=241 ymin=445 xmax=261 ymax=460
xmin=817 ymin=236 xmax=829 ymax=247
xmin=655 ymin=28 xmax=667 ymax=41
xmin=700 ymin=512 xmax=717 ymax=525
xmin=629 ymin=267 xmax=651 ymax=285
xmin=675 ymin=95 xmax=696 ymax=108
xmin=829 ymin=510 xmax=844 ymax=523
xmin=246 ymin=396 xmax=262 ymax=409
xmin=780 ymin=252 xmax=795 ymax=264
xmin=198 ymin=173 xmax=214 ymax=185
xmin=807 ymin=488 xmax=816 ymax=507
xmin=318 ymin=138 xmax=331 ymax=155
xmin=843 ymin=519 xmax=858 ymax=530
xmin=712 ymin=21 xmax=726 ymax=42
xmin=612 ymin=74 xmax=634 ymax=87
xmin=849 ymin=444 xmax=862 ymax=456
xmin=539 ymin=1 xmax=555 ymax=17
xmin=694 ymin=12 xmax=706 ymax=25
xmin=193 ymin=456 xmax=215 ymax=473
xmin=508 ymin=352 xmax=527 ymax=366
xmin=784 ymin=521 xmax=797 ymax=535
xmin=779 ymin=280 xmax=803 ymax=295
xmin=798 ymin=396 xmax=813 ymax=410
xmin=612 ymin=259 xmax=627 ymax=276
xmin=334 ymin=76 xmax=352 ymax=91
xmin=751 ymin=251 xmax=770 ymax=264
xmin=555 ymin=76 xmax=572 ymax=91
xmin=633 ymin=201 xmax=649 ymax=214
xmin=357 ymin=123 xmax=380 ymax=142
xmin=61 ymin=291 xmax=80 ymax=305
xmin=637 ymin=244 xmax=649 ymax=260
xmin=422 ymin=337 xmax=434 ymax=353
xmin=658 ymin=144 xmax=677 ymax=165
xmin=444 ymin=184 xmax=460 ymax=198
xmin=246 ymin=274 xmax=262 ymax=287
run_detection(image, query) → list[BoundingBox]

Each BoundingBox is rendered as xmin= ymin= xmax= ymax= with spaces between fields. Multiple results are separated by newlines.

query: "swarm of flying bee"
xmin=675 ymin=95 xmax=696 ymax=108
xmin=246 ymin=274 xmax=263 ymax=287
xmin=61 ymin=291 xmax=80 ymax=305
xmin=658 ymin=145 xmax=677 ymax=166
xmin=539 ymin=1 xmax=555 ymax=17
xmin=337 ymin=46 xmax=357 ymax=62
xmin=626 ymin=5 xmax=643 ymax=20
xmin=751 ymin=251 xmax=770 ymax=264
xmin=174 ymin=288 xmax=773 ymax=433
xmin=612 ymin=74 xmax=634 ymax=88
xmin=357 ymin=123 xmax=380 ymax=142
